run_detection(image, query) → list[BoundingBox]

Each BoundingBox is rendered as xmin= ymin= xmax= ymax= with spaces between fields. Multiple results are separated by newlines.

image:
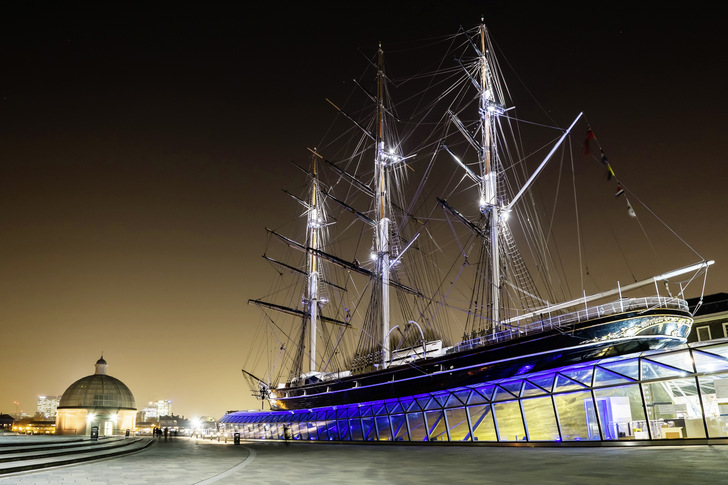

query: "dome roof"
xmin=58 ymin=358 xmax=136 ymax=410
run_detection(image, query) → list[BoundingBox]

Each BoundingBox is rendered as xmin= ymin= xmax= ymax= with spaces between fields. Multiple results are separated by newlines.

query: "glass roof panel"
xmin=404 ymin=398 xmax=421 ymax=412
xmin=598 ymin=358 xmax=640 ymax=380
xmin=693 ymin=341 xmax=728 ymax=359
xmin=415 ymin=396 xmax=432 ymax=410
xmin=424 ymin=397 xmax=444 ymax=410
xmin=444 ymin=393 xmax=463 ymax=408
xmin=432 ymin=392 xmax=450 ymax=407
xmin=386 ymin=401 xmax=403 ymax=414
xmin=492 ymin=385 xmax=518 ymax=402
xmin=467 ymin=390 xmax=488 ymax=405
xmin=553 ymin=374 xmax=587 ymax=392
xmin=453 ymin=389 xmax=472 ymax=405
xmin=593 ymin=367 xmax=634 ymax=387
xmin=499 ymin=380 xmax=524 ymax=396
xmin=641 ymin=360 xmax=690 ymax=380
xmin=472 ymin=385 xmax=495 ymax=401
xmin=643 ymin=350 xmax=695 ymax=372
xmin=559 ymin=366 xmax=594 ymax=387
xmin=692 ymin=350 xmax=728 ymax=373
xmin=525 ymin=373 xmax=556 ymax=393
xmin=521 ymin=381 xmax=548 ymax=397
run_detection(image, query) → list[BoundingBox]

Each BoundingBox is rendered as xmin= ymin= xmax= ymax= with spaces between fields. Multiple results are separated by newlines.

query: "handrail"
xmin=454 ymin=296 xmax=689 ymax=352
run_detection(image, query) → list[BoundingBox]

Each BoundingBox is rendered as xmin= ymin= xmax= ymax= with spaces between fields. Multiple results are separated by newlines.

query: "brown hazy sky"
xmin=1 ymin=2 xmax=726 ymax=419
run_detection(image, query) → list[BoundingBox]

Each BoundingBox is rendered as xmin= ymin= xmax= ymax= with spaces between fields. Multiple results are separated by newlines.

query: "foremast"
xmin=306 ymin=156 xmax=323 ymax=372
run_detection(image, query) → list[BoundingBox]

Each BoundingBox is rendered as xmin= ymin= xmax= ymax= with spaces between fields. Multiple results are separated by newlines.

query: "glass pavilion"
xmin=219 ymin=339 xmax=728 ymax=443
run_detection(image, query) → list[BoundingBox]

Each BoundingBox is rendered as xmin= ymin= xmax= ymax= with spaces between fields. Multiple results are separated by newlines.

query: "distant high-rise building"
xmin=142 ymin=400 xmax=173 ymax=421
xmin=36 ymin=395 xmax=60 ymax=419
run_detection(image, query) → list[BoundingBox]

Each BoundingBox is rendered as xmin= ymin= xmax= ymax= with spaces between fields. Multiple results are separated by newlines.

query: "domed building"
xmin=55 ymin=356 xmax=137 ymax=436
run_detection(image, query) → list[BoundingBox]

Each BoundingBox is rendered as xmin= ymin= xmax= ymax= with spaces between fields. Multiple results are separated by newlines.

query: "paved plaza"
xmin=2 ymin=436 xmax=728 ymax=484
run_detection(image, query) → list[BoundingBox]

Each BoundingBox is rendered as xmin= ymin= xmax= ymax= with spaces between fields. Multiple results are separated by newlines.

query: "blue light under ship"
xmin=242 ymin=22 xmax=713 ymax=413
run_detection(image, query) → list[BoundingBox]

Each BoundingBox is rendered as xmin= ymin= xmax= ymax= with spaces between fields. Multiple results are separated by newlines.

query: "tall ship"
xmin=242 ymin=22 xmax=713 ymax=412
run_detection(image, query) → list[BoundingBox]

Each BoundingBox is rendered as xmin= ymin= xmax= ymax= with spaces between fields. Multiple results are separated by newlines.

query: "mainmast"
xmin=374 ymin=43 xmax=392 ymax=364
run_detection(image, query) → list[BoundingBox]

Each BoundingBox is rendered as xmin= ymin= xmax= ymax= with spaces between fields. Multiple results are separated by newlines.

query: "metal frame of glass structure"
xmin=220 ymin=339 xmax=728 ymax=443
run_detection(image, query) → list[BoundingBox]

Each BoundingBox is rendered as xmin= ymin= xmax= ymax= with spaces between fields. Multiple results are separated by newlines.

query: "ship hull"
xmin=271 ymin=306 xmax=691 ymax=410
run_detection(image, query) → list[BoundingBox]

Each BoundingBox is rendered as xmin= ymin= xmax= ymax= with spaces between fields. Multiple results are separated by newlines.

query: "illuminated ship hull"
xmin=270 ymin=304 xmax=692 ymax=410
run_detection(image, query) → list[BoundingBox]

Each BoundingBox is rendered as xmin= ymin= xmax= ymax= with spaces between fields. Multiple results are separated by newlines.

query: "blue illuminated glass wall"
xmin=219 ymin=339 xmax=728 ymax=443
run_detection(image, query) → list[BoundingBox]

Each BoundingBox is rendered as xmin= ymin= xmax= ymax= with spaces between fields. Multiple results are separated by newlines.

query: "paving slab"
xmin=1 ymin=437 xmax=727 ymax=484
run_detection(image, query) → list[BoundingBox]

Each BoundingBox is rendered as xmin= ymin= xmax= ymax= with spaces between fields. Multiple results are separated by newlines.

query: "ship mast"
xmin=478 ymin=24 xmax=502 ymax=333
xmin=307 ymin=155 xmax=322 ymax=372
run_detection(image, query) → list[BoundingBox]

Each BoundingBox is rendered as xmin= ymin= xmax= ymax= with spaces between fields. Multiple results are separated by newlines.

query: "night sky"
xmin=1 ymin=2 xmax=725 ymax=419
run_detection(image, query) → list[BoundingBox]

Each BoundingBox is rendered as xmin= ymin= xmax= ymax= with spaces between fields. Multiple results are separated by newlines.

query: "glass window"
xmin=406 ymin=412 xmax=427 ymax=441
xmin=337 ymin=420 xmax=350 ymax=441
xmin=425 ymin=410 xmax=448 ymax=441
xmin=553 ymin=390 xmax=599 ymax=441
xmin=698 ymin=375 xmax=728 ymax=438
xmin=468 ymin=404 xmax=497 ymax=442
xmin=316 ymin=421 xmax=328 ymax=441
xmin=522 ymin=396 xmax=559 ymax=441
xmin=375 ymin=416 xmax=392 ymax=441
xmin=291 ymin=422 xmax=302 ymax=440
xmin=306 ymin=421 xmax=318 ymax=440
xmin=361 ymin=417 xmax=376 ymax=441
xmin=493 ymin=401 xmax=526 ymax=442
xmin=445 ymin=407 xmax=471 ymax=441
xmin=697 ymin=326 xmax=712 ymax=342
xmin=391 ymin=414 xmax=408 ymax=441
xmin=593 ymin=384 xmax=647 ymax=440
xmin=723 ymin=322 xmax=728 ymax=338
xmin=326 ymin=420 xmax=339 ymax=441
xmin=642 ymin=378 xmax=705 ymax=439
xmin=349 ymin=418 xmax=363 ymax=441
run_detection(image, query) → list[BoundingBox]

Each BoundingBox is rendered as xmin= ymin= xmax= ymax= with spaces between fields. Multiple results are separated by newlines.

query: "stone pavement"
xmin=2 ymin=436 xmax=728 ymax=484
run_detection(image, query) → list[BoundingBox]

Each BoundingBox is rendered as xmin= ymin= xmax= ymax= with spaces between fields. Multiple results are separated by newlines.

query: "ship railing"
xmin=454 ymin=296 xmax=689 ymax=352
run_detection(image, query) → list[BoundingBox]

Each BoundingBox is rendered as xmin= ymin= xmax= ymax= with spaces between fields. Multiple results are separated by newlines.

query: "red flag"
xmin=615 ymin=184 xmax=624 ymax=197
xmin=584 ymin=129 xmax=595 ymax=155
